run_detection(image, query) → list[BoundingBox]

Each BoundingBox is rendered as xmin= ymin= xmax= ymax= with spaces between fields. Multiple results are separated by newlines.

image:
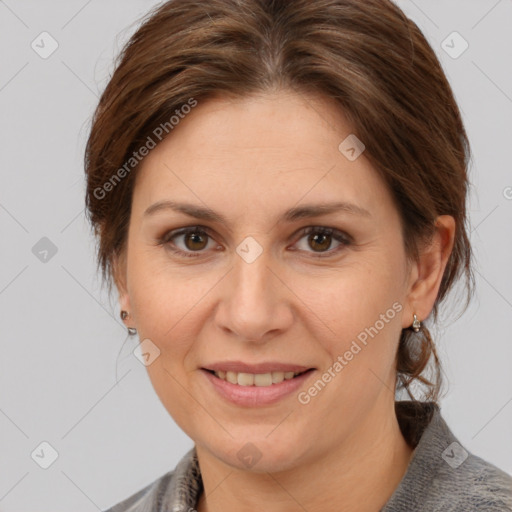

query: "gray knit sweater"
xmin=103 ymin=401 xmax=512 ymax=511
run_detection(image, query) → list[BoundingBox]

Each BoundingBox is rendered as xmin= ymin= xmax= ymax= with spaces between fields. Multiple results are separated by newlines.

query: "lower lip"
xmin=201 ymin=369 xmax=314 ymax=407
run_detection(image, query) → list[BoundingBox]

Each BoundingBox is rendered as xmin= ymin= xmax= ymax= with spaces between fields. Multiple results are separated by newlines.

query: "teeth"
xmin=226 ymin=371 xmax=237 ymax=384
xmin=213 ymin=370 xmax=303 ymax=386
xmin=272 ymin=371 xmax=284 ymax=383
xmin=237 ymin=373 xmax=254 ymax=386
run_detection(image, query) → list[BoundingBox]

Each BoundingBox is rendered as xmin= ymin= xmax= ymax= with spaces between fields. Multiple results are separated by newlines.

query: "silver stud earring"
xmin=412 ymin=314 xmax=421 ymax=333
xmin=120 ymin=310 xmax=137 ymax=336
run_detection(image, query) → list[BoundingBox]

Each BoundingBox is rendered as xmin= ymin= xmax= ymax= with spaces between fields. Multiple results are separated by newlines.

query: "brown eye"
xmin=159 ymin=226 xmax=217 ymax=258
xmin=183 ymin=231 xmax=208 ymax=251
xmin=308 ymin=231 xmax=332 ymax=252
xmin=294 ymin=227 xmax=351 ymax=257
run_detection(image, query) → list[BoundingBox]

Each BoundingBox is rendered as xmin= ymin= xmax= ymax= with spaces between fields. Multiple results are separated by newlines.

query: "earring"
xmin=120 ymin=310 xmax=137 ymax=336
xmin=412 ymin=313 xmax=421 ymax=333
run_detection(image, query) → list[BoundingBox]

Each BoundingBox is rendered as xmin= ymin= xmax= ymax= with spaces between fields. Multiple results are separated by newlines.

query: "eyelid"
xmin=294 ymin=226 xmax=352 ymax=244
xmin=160 ymin=225 xmax=216 ymax=244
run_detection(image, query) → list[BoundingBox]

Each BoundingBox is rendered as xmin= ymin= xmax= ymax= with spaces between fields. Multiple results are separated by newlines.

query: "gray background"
xmin=0 ymin=0 xmax=511 ymax=510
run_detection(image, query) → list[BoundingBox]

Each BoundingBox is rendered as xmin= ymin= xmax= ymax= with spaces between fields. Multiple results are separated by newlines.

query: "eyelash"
xmin=157 ymin=225 xmax=352 ymax=259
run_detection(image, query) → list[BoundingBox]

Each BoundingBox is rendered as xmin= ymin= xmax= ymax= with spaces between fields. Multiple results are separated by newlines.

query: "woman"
xmin=85 ymin=0 xmax=512 ymax=510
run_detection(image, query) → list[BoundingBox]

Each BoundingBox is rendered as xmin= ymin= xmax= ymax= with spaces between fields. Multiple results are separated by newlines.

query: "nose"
xmin=214 ymin=246 xmax=294 ymax=344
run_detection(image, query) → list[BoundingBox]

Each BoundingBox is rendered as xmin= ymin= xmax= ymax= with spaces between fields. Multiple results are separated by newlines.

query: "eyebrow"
xmin=143 ymin=200 xmax=371 ymax=224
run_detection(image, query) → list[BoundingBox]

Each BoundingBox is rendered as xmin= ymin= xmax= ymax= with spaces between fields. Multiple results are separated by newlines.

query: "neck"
xmin=195 ymin=400 xmax=414 ymax=512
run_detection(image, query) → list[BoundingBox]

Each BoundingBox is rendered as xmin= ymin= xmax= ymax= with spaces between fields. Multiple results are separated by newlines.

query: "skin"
xmin=115 ymin=89 xmax=455 ymax=512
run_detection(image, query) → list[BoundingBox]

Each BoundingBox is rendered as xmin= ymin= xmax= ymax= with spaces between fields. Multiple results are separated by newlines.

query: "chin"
xmin=200 ymin=428 xmax=311 ymax=474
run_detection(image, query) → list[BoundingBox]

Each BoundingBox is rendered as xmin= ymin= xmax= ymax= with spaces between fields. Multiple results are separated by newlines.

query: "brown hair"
xmin=84 ymin=0 xmax=474 ymax=406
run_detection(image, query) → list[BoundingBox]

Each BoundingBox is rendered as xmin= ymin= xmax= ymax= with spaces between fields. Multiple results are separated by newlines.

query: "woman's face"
xmin=118 ymin=90 xmax=420 ymax=472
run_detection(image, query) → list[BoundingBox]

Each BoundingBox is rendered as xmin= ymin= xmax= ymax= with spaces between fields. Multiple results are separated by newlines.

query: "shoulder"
xmin=102 ymin=471 xmax=174 ymax=512
xmin=427 ymin=450 xmax=512 ymax=511
xmin=385 ymin=401 xmax=512 ymax=511
xmin=101 ymin=447 xmax=201 ymax=512
xmin=424 ymin=407 xmax=512 ymax=511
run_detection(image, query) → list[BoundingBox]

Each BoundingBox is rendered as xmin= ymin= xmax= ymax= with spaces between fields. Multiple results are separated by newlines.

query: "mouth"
xmin=203 ymin=368 xmax=314 ymax=387
xmin=201 ymin=364 xmax=316 ymax=406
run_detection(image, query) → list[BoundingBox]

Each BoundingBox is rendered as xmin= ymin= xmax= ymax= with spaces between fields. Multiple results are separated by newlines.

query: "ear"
xmin=112 ymin=250 xmax=131 ymax=319
xmin=402 ymin=215 xmax=456 ymax=328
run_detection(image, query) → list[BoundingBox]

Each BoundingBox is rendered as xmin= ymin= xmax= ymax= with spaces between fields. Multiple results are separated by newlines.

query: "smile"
xmin=201 ymin=365 xmax=316 ymax=407
xmin=209 ymin=369 xmax=310 ymax=387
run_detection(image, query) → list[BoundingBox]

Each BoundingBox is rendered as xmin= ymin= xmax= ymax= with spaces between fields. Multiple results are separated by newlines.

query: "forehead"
xmin=155 ymin=90 xmax=350 ymax=156
xmin=131 ymin=90 xmax=393 ymax=221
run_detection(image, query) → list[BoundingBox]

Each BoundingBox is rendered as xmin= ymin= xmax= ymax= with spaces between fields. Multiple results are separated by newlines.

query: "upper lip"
xmin=203 ymin=361 xmax=314 ymax=374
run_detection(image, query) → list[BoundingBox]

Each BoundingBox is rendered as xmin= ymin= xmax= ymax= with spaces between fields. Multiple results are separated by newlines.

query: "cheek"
xmin=298 ymin=257 xmax=405 ymax=343
xmin=129 ymin=271 xmax=211 ymax=354
xmin=298 ymin=258 xmax=407 ymax=411
xmin=126 ymin=250 xmax=200 ymax=357
xmin=126 ymin=258 xmax=211 ymax=433
xmin=295 ymin=265 xmax=405 ymax=419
